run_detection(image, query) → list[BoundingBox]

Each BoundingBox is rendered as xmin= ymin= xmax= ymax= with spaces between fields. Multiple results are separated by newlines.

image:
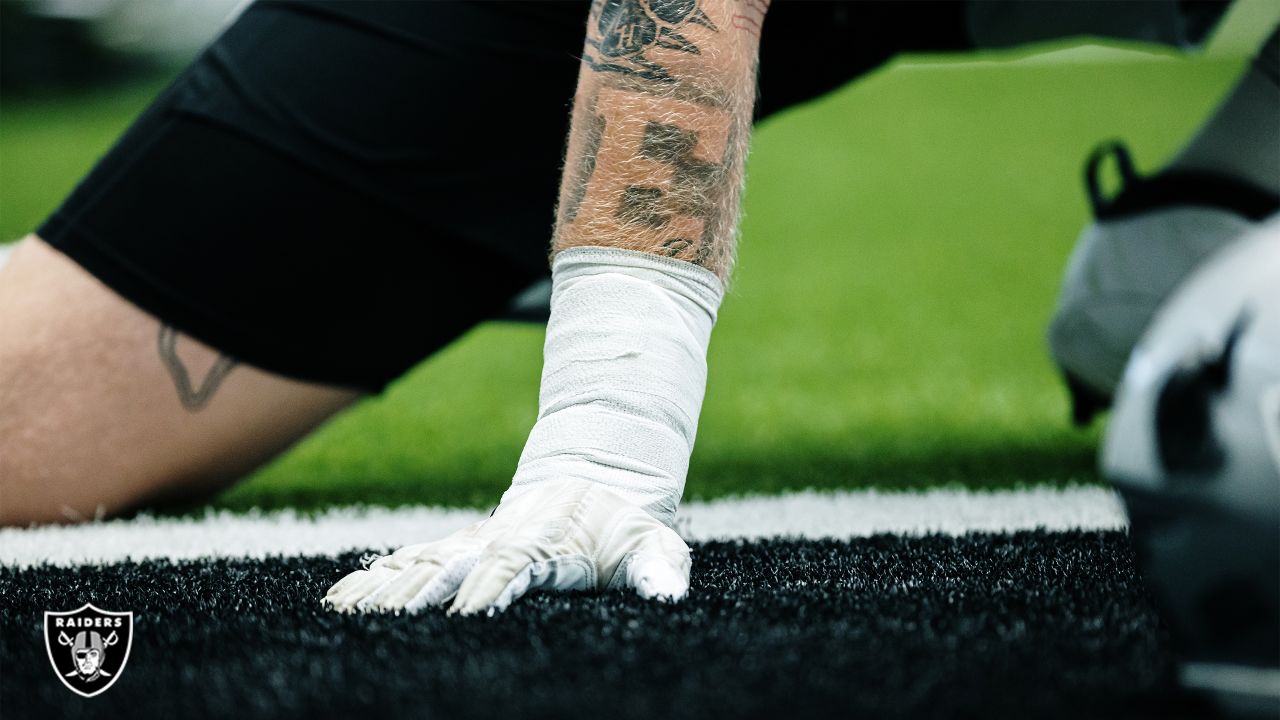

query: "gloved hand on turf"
xmin=324 ymin=478 xmax=691 ymax=615
xmin=327 ymin=248 xmax=721 ymax=616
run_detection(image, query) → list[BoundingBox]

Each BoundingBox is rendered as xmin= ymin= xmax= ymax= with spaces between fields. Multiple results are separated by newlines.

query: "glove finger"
xmin=490 ymin=555 xmax=594 ymax=613
xmin=403 ymin=552 xmax=482 ymax=613
xmin=448 ymin=544 xmax=540 ymax=617
xmin=626 ymin=553 xmax=690 ymax=601
xmin=323 ymin=565 xmax=400 ymax=612
xmin=383 ymin=522 xmax=486 ymax=567
xmin=358 ymin=560 xmax=443 ymax=612
xmin=620 ymin=526 xmax=691 ymax=602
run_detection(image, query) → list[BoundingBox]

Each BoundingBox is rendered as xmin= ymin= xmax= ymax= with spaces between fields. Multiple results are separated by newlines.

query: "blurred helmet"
xmin=1103 ymin=216 xmax=1279 ymax=708
xmin=1048 ymin=142 xmax=1278 ymax=425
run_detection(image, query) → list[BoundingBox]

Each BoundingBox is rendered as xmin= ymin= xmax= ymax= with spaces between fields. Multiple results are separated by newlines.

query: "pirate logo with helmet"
xmin=44 ymin=603 xmax=134 ymax=697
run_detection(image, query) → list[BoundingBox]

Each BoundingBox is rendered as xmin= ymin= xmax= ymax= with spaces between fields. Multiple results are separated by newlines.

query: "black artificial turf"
xmin=0 ymin=532 xmax=1212 ymax=720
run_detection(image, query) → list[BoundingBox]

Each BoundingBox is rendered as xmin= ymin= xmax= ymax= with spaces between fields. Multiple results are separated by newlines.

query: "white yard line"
xmin=0 ymin=486 xmax=1127 ymax=569
xmin=682 ymin=485 xmax=1125 ymax=540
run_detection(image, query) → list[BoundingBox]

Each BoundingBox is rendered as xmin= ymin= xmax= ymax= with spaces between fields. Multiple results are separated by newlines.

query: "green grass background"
xmin=0 ymin=41 xmax=1251 ymax=511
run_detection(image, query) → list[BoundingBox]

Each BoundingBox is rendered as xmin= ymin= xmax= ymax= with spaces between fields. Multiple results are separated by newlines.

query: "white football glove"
xmin=323 ymin=478 xmax=691 ymax=616
xmin=327 ymin=248 xmax=720 ymax=616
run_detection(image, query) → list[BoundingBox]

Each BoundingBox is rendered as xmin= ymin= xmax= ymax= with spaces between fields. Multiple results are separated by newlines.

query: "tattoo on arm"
xmin=157 ymin=325 xmax=237 ymax=412
xmin=559 ymin=103 xmax=607 ymax=225
xmin=585 ymin=0 xmax=716 ymax=84
xmin=583 ymin=0 xmax=733 ymax=108
xmin=554 ymin=0 xmax=768 ymax=279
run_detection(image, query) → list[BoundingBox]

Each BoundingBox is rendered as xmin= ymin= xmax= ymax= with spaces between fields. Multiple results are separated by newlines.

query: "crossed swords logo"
xmin=44 ymin=604 xmax=134 ymax=698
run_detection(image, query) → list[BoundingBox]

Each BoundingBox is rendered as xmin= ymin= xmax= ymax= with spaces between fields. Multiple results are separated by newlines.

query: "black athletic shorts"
xmin=38 ymin=0 xmax=969 ymax=393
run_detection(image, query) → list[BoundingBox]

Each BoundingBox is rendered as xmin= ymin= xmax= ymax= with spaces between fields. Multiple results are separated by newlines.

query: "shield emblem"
xmin=43 ymin=603 xmax=134 ymax=698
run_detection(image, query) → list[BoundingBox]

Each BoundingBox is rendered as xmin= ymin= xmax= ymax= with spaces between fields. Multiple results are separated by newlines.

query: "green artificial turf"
xmin=0 ymin=46 xmax=1246 ymax=511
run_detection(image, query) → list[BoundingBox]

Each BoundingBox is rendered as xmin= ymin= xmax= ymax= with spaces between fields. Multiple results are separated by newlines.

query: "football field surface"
xmin=6 ymin=491 xmax=1165 ymax=717
xmin=6 ymin=533 xmax=1183 ymax=720
xmin=0 ymin=36 xmax=1263 ymax=718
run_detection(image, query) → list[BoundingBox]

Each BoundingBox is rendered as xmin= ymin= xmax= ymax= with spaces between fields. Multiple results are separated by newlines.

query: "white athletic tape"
xmin=0 ymin=486 xmax=1129 ymax=569
xmin=506 ymin=248 xmax=724 ymax=527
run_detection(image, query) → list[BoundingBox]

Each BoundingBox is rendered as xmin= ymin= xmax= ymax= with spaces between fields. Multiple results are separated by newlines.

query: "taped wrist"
xmin=505 ymin=247 xmax=724 ymax=528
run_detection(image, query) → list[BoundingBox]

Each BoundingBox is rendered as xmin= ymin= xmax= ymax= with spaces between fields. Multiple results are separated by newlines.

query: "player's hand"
xmin=323 ymin=478 xmax=691 ymax=616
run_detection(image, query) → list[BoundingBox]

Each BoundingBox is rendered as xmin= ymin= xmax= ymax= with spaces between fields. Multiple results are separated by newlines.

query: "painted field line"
xmin=0 ymin=486 xmax=1127 ymax=569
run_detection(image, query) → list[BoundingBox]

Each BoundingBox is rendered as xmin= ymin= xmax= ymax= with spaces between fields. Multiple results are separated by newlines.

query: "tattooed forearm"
xmin=157 ymin=325 xmax=237 ymax=412
xmin=554 ymin=0 xmax=768 ymax=279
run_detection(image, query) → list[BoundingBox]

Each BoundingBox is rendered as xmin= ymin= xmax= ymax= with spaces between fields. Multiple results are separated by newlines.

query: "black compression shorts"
xmin=38 ymin=0 xmax=969 ymax=393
